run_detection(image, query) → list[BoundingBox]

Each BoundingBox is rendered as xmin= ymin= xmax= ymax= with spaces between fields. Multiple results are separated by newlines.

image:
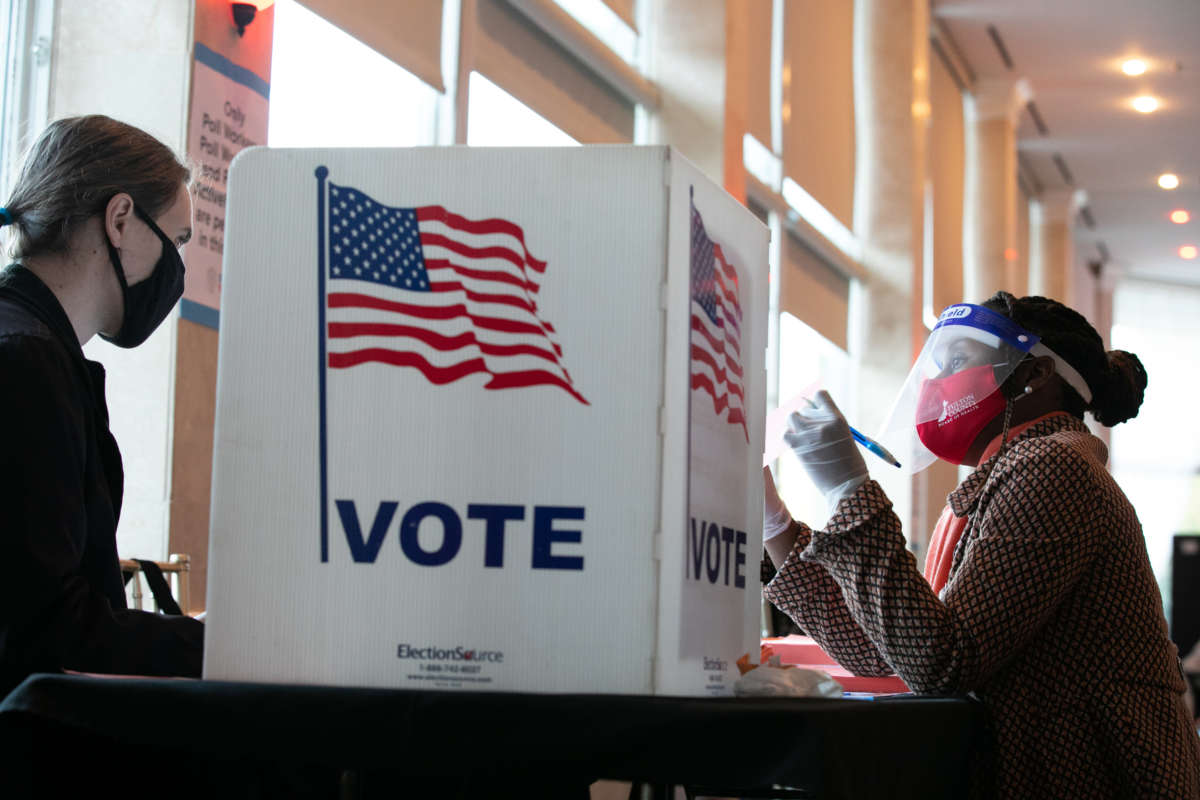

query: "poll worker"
xmin=0 ymin=116 xmax=203 ymax=693
xmin=762 ymin=292 xmax=1200 ymax=798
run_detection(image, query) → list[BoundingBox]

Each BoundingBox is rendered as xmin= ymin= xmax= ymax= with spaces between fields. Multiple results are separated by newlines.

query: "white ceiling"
xmin=934 ymin=0 xmax=1200 ymax=287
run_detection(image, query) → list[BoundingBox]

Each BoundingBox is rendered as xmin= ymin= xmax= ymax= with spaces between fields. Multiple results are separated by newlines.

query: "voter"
xmin=762 ymin=292 xmax=1200 ymax=797
xmin=0 ymin=115 xmax=203 ymax=694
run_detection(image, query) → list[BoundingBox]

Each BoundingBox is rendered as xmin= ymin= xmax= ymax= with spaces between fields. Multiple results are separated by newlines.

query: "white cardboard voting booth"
xmin=206 ymin=146 xmax=768 ymax=696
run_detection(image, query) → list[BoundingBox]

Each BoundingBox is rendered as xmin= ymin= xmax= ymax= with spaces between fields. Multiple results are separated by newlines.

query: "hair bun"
xmin=1090 ymin=350 xmax=1147 ymax=426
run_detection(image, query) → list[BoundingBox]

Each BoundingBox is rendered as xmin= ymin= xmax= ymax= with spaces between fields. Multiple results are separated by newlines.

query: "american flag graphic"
xmin=690 ymin=191 xmax=747 ymax=440
xmin=317 ymin=176 xmax=588 ymax=405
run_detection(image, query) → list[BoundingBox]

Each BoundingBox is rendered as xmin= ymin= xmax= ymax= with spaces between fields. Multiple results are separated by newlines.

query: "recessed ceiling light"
xmin=1132 ymin=95 xmax=1160 ymax=113
xmin=1122 ymin=59 xmax=1147 ymax=76
xmin=1180 ymin=245 xmax=1198 ymax=260
xmin=1170 ymin=209 xmax=1190 ymax=224
xmin=1158 ymin=173 xmax=1180 ymax=190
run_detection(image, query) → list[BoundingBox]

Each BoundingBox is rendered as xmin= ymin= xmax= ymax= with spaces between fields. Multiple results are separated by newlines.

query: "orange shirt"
xmin=922 ymin=412 xmax=1070 ymax=595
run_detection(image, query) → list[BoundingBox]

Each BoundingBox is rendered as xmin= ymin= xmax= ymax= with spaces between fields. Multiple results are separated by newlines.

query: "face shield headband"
xmin=875 ymin=304 xmax=1040 ymax=473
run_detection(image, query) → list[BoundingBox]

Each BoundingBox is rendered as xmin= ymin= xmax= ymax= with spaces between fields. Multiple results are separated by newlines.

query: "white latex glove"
xmin=763 ymin=466 xmax=792 ymax=541
xmin=784 ymin=391 xmax=869 ymax=518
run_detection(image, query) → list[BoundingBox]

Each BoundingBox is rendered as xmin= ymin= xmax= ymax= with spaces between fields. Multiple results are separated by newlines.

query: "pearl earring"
xmin=1024 ymin=385 xmax=1033 ymax=395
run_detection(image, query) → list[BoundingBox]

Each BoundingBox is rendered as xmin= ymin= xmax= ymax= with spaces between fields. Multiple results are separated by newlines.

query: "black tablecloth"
xmin=0 ymin=674 xmax=986 ymax=799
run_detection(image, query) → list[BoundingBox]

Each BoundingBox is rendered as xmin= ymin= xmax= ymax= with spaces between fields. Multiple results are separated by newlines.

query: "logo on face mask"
xmin=916 ymin=365 xmax=1005 ymax=464
xmin=937 ymin=393 xmax=978 ymax=425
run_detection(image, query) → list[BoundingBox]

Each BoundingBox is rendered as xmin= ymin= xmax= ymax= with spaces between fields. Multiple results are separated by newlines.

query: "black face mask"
xmin=100 ymin=204 xmax=185 ymax=348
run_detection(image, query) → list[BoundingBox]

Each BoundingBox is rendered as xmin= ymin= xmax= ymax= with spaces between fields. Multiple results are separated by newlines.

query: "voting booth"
xmin=205 ymin=146 xmax=769 ymax=696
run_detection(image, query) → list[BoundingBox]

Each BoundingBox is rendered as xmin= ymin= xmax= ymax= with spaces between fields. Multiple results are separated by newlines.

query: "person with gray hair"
xmin=0 ymin=115 xmax=202 ymax=693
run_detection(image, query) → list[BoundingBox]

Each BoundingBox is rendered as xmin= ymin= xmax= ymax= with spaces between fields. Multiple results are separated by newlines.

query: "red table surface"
xmin=763 ymin=635 xmax=911 ymax=694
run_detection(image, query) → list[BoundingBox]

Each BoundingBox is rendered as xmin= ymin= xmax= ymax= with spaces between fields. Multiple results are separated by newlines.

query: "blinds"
xmin=744 ymin=0 xmax=773 ymax=150
xmin=474 ymin=0 xmax=635 ymax=143
xmin=295 ymin=0 xmax=445 ymax=91
xmin=780 ymin=231 xmax=849 ymax=350
xmin=602 ymin=0 xmax=637 ymax=30
xmin=781 ymin=0 xmax=855 ymax=230
xmin=929 ymin=46 xmax=965 ymax=314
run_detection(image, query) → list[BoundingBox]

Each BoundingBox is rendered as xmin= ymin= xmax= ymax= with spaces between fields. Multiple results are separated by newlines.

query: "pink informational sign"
xmin=182 ymin=1 xmax=273 ymax=328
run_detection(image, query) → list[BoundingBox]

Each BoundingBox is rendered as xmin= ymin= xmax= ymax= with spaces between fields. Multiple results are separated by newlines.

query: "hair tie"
xmin=0 ymin=207 xmax=12 ymax=226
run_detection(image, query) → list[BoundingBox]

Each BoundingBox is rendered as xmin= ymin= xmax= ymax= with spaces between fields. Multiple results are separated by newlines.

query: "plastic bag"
xmin=733 ymin=654 xmax=843 ymax=698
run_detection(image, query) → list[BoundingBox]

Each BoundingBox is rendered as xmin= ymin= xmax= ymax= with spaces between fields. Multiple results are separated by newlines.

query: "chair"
xmin=119 ymin=553 xmax=192 ymax=616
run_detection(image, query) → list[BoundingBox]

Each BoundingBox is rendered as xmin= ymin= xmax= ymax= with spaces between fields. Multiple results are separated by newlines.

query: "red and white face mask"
xmin=915 ymin=364 xmax=1008 ymax=465
xmin=876 ymin=303 xmax=1040 ymax=474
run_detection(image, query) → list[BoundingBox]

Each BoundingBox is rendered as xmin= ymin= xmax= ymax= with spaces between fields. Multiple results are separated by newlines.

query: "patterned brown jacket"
xmin=764 ymin=413 xmax=1200 ymax=798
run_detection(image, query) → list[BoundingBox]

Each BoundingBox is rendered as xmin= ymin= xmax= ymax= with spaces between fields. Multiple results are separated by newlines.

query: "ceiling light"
xmin=1158 ymin=173 xmax=1180 ymax=190
xmin=1170 ymin=209 xmax=1190 ymax=224
xmin=1132 ymin=95 xmax=1159 ymax=113
xmin=1121 ymin=59 xmax=1147 ymax=76
xmin=1180 ymin=245 xmax=1198 ymax=260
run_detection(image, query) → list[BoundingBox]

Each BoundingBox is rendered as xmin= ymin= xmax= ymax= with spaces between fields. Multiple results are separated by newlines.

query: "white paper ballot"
xmin=762 ymin=382 xmax=822 ymax=467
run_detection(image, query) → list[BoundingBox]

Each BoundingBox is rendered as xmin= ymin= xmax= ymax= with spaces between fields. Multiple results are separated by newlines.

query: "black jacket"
xmin=0 ymin=265 xmax=202 ymax=694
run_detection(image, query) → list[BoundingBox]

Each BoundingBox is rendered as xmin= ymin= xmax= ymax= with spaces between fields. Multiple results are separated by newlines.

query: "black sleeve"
xmin=0 ymin=336 xmax=203 ymax=687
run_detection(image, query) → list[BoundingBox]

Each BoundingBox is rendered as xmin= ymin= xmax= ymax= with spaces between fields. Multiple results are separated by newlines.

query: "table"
xmin=0 ymin=674 xmax=986 ymax=799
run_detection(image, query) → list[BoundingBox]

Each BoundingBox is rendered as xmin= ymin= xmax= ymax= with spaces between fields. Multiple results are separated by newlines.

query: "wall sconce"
xmin=231 ymin=0 xmax=275 ymax=37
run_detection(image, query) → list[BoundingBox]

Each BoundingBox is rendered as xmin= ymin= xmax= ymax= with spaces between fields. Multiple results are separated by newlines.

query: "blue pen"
xmin=849 ymin=427 xmax=902 ymax=469
xmin=801 ymin=396 xmax=902 ymax=468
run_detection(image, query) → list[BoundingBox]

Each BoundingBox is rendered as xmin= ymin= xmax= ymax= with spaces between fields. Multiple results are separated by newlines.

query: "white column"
xmin=964 ymin=77 xmax=1029 ymax=302
xmin=640 ymin=0 xmax=725 ymax=182
xmin=1029 ymin=188 xmax=1077 ymax=302
xmin=851 ymin=0 xmax=928 ymax=382
xmin=850 ymin=0 xmax=929 ymax=544
xmin=1090 ymin=267 xmax=1116 ymax=448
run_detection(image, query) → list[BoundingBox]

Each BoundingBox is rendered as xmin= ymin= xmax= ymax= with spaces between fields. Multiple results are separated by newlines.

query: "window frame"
xmin=0 ymin=0 xmax=54 ymax=200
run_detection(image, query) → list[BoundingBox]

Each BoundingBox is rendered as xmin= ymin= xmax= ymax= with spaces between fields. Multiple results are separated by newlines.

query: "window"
xmin=0 ymin=0 xmax=15 ymax=196
xmin=780 ymin=0 xmax=855 ymax=232
xmin=472 ymin=0 xmax=635 ymax=144
xmin=0 ymin=0 xmax=53 ymax=199
xmin=268 ymin=0 xmax=439 ymax=148
xmin=1109 ymin=280 xmax=1200 ymax=619
xmin=552 ymin=0 xmax=637 ymax=64
xmin=773 ymin=312 xmax=851 ymax=528
xmin=779 ymin=230 xmax=850 ymax=351
xmin=466 ymin=72 xmax=578 ymax=147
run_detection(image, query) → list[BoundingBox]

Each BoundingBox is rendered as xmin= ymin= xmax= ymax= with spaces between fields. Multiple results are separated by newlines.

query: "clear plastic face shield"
xmin=876 ymin=304 xmax=1039 ymax=473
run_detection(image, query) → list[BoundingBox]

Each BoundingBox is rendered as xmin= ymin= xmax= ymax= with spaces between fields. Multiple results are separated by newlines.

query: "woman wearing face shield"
xmin=762 ymin=293 xmax=1200 ymax=798
xmin=0 ymin=116 xmax=203 ymax=694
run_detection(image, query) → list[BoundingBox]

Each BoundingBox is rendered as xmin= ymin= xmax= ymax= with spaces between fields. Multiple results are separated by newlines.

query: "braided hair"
xmin=982 ymin=291 xmax=1147 ymax=426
